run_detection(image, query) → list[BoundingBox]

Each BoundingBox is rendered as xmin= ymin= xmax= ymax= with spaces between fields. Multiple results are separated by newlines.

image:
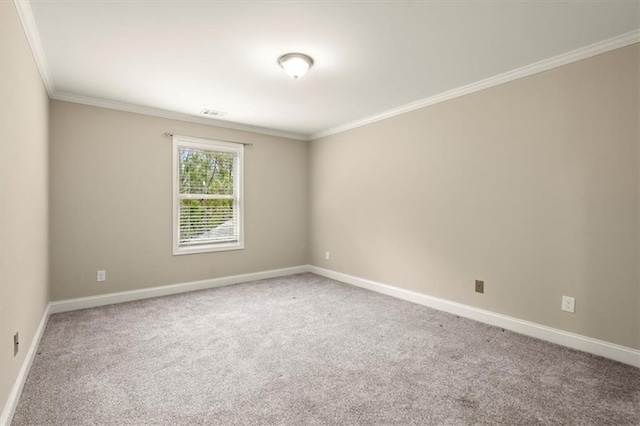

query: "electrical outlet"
xmin=14 ymin=332 xmax=19 ymax=356
xmin=97 ymin=270 xmax=106 ymax=282
xmin=325 ymin=251 xmax=330 ymax=261
xmin=562 ymin=296 xmax=575 ymax=313
xmin=475 ymin=280 xmax=484 ymax=294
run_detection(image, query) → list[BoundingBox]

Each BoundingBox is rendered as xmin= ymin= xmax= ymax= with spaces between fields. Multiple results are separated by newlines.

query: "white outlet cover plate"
xmin=97 ymin=270 xmax=106 ymax=282
xmin=562 ymin=296 xmax=575 ymax=313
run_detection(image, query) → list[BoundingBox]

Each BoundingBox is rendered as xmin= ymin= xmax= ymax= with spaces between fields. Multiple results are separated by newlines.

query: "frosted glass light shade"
xmin=278 ymin=53 xmax=313 ymax=79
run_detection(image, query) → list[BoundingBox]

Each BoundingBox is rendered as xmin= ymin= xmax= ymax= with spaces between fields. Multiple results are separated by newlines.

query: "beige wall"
xmin=0 ymin=2 xmax=50 ymax=414
xmin=1 ymin=10 xmax=637 ymax=417
xmin=49 ymin=101 xmax=308 ymax=300
xmin=309 ymin=45 xmax=640 ymax=349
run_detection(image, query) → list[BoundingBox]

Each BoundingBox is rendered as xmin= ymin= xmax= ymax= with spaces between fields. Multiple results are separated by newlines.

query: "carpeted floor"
xmin=12 ymin=273 xmax=640 ymax=425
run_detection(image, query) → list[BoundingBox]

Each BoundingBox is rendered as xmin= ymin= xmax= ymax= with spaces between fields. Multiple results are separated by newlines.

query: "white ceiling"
xmin=24 ymin=0 xmax=640 ymax=140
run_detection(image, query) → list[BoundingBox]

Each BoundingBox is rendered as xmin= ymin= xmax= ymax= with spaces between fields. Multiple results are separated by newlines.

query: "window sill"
xmin=173 ymin=242 xmax=244 ymax=256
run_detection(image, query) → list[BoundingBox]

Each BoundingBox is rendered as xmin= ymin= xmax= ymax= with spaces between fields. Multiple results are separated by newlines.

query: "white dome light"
xmin=278 ymin=53 xmax=313 ymax=79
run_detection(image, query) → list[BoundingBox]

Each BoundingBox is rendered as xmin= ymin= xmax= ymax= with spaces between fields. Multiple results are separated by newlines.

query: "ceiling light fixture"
xmin=278 ymin=53 xmax=313 ymax=79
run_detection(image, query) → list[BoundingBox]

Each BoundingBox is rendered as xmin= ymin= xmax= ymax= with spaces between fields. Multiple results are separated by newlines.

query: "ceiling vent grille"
xmin=200 ymin=109 xmax=228 ymax=117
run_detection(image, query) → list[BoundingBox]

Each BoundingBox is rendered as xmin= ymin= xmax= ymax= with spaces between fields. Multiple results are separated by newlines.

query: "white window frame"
xmin=172 ymin=135 xmax=244 ymax=255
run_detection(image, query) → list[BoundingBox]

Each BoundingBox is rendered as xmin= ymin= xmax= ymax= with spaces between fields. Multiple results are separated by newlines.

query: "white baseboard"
xmin=2 ymin=265 xmax=308 ymax=426
xmin=50 ymin=265 xmax=309 ymax=314
xmin=309 ymin=265 xmax=640 ymax=368
xmin=3 ymin=263 xmax=636 ymax=426
xmin=1 ymin=304 xmax=51 ymax=426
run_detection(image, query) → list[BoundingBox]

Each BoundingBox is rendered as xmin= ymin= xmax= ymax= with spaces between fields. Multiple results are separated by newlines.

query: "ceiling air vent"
xmin=200 ymin=109 xmax=228 ymax=118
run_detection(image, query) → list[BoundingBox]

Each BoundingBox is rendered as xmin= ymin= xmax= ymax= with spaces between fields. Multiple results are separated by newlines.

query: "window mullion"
xmin=179 ymin=194 xmax=235 ymax=200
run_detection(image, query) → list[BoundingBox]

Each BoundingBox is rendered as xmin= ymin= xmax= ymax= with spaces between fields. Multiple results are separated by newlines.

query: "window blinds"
xmin=177 ymin=147 xmax=239 ymax=247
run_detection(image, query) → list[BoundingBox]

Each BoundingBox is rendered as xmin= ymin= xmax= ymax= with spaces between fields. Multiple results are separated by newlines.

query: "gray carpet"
xmin=12 ymin=273 xmax=640 ymax=425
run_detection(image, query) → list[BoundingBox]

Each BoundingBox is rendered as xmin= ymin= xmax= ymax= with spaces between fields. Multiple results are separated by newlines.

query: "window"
xmin=173 ymin=135 xmax=244 ymax=255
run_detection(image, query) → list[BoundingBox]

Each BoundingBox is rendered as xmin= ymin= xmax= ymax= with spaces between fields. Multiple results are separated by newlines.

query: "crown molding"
xmin=310 ymin=29 xmax=640 ymax=140
xmin=50 ymin=91 xmax=310 ymax=141
xmin=13 ymin=0 xmax=308 ymax=141
xmin=13 ymin=0 xmax=54 ymax=97
xmin=13 ymin=0 xmax=639 ymax=143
